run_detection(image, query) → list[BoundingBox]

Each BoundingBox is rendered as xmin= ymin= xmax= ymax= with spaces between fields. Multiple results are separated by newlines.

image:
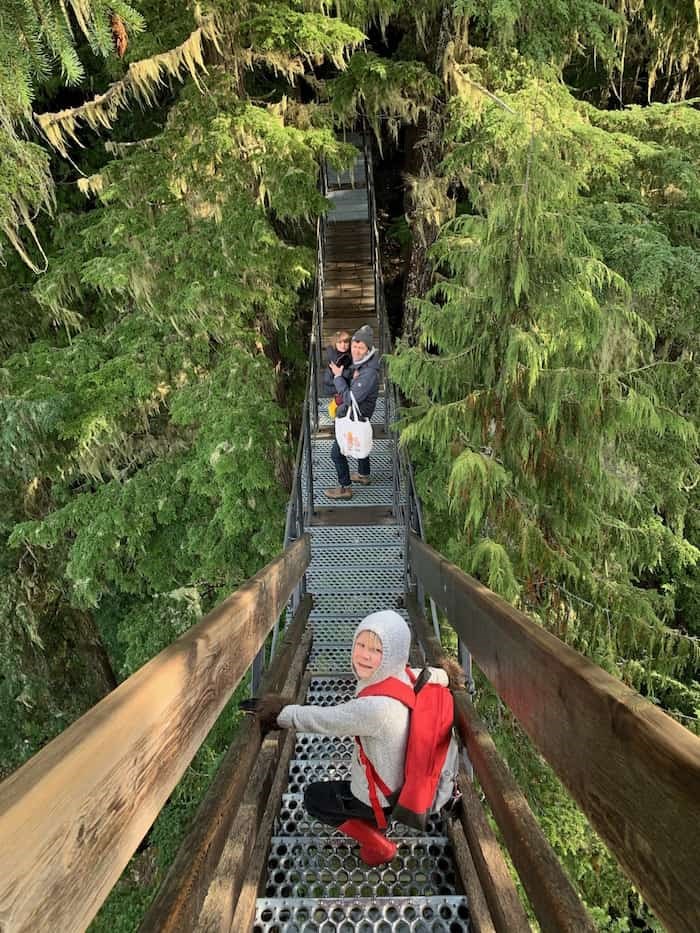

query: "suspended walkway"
xmin=253 ymin=141 xmax=468 ymax=931
xmin=1 ymin=131 xmax=699 ymax=933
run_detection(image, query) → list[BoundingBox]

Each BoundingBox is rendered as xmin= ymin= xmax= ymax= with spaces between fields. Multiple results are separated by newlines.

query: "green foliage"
xmin=0 ymin=572 xmax=118 ymax=777
xmin=391 ymin=77 xmax=699 ymax=694
xmin=613 ymin=0 xmax=700 ymax=100
xmin=330 ymin=51 xmax=440 ymax=141
xmin=453 ymin=0 xmax=620 ymax=64
xmin=0 ymin=0 xmax=360 ymax=778
xmin=303 ymin=0 xmax=443 ymax=36
xmin=241 ymin=5 xmax=364 ymax=70
xmin=1 ymin=0 xmax=144 ymax=93
xmin=0 ymin=0 xmax=145 ymax=266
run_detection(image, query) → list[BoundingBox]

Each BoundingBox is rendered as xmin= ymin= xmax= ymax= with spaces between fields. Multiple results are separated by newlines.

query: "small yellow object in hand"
xmin=328 ymin=399 xmax=338 ymax=419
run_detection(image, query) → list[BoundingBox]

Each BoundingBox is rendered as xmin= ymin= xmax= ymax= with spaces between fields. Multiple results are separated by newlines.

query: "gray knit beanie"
xmin=352 ymin=324 xmax=374 ymax=350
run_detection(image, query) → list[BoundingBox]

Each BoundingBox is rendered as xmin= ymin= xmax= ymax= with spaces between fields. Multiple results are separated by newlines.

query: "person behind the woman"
xmin=322 ymin=329 xmax=352 ymax=395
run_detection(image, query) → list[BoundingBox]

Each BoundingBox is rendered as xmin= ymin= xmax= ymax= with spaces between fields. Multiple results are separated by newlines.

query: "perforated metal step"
xmin=311 ymin=437 xmax=394 ymax=466
xmin=305 ymin=675 xmax=356 ymax=706
xmin=286 ymin=759 xmax=351 ymax=794
xmin=308 ymin=646 xmax=354 ymax=674
xmin=304 ymin=437 xmax=397 ymax=508
xmin=309 ymin=548 xmax=404 ymax=569
xmin=295 ymin=734 xmax=354 ymax=760
xmin=313 ymin=479 xmax=394 ymax=508
xmin=309 ymin=594 xmax=406 ymax=621
xmin=308 ymin=525 xmax=403 ymax=548
xmin=254 ymin=896 xmax=470 ymax=931
xmin=308 ymin=621 xmax=364 ymax=643
xmin=263 ymin=836 xmax=458 ymax=899
xmin=306 ymin=565 xmax=404 ymax=595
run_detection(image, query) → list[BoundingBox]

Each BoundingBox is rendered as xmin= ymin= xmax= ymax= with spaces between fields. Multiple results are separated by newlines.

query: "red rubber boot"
xmin=338 ymin=818 xmax=397 ymax=866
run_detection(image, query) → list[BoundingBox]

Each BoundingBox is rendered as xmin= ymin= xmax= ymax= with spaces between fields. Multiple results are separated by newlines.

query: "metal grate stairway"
xmin=253 ymin=139 xmax=470 ymax=931
xmin=253 ymin=526 xmax=470 ymax=930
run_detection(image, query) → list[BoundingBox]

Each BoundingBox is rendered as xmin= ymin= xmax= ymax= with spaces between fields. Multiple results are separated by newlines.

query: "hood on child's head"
xmin=352 ymin=610 xmax=410 ymax=687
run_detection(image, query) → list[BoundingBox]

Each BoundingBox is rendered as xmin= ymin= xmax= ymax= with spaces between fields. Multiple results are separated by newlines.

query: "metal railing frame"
xmin=252 ymin=206 xmax=327 ymax=691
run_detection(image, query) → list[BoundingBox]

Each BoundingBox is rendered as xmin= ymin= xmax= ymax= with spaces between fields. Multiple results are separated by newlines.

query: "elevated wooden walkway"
xmin=320 ymin=136 xmax=378 ymax=365
xmin=251 ymin=148 xmax=470 ymax=930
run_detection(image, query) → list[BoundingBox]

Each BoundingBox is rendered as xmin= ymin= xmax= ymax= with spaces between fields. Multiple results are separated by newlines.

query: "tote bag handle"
xmin=349 ymin=391 xmax=363 ymax=422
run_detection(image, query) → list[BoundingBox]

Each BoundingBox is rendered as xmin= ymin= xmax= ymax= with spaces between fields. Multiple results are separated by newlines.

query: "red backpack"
xmin=356 ymin=667 xmax=455 ymax=831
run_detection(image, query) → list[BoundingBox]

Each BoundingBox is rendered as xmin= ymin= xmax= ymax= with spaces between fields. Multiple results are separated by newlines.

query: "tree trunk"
xmin=401 ymin=6 xmax=454 ymax=343
xmin=74 ymin=609 xmax=119 ymax=692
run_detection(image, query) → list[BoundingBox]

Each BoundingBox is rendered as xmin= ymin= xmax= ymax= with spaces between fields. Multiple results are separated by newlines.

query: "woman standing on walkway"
xmin=325 ymin=324 xmax=380 ymax=500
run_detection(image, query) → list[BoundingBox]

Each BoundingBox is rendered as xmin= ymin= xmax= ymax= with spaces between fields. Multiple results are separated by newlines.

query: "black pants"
xmin=304 ymin=780 xmax=390 ymax=829
xmin=331 ymin=440 xmax=370 ymax=488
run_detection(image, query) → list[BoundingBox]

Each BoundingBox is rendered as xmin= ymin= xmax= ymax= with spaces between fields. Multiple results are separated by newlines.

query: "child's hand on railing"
xmin=241 ymin=694 xmax=293 ymax=732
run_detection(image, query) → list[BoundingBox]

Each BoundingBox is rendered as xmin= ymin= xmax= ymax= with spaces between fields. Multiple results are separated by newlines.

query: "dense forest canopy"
xmin=0 ymin=0 xmax=698 ymax=928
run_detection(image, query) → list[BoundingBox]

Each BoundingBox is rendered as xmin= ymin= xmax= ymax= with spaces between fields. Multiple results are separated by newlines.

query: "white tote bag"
xmin=335 ymin=392 xmax=373 ymax=459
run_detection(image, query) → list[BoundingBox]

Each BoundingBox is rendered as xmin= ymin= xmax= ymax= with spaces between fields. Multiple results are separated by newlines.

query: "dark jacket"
xmin=334 ymin=348 xmax=380 ymax=420
xmin=323 ymin=345 xmax=352 ymax=395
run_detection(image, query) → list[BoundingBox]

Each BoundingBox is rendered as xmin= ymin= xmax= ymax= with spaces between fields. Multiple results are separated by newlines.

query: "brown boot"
xmin=350 ymin=473 xmax=371 ymax=485
xmin=324 ymin=486 xmax=353 ymax=500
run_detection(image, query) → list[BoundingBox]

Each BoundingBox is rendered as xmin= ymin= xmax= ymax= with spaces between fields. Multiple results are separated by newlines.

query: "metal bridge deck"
xmin=253 ymin=143 xmax=469 ymax=931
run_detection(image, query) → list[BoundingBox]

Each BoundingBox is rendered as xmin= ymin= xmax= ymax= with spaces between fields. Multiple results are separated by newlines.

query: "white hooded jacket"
xmin=277 ymin=610 xmax=459 ymax=811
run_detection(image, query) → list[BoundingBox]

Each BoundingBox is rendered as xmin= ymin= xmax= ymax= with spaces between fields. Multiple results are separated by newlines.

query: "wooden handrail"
xmin=139 ymin=595 xmax=313 ymax=932
xmin=407 ymin=595 xmax=592 ymax=932
xmin=0 ymin=534 xmax=310 ymax=933
xmin=409 ymin=533 xmax=700 ymax=933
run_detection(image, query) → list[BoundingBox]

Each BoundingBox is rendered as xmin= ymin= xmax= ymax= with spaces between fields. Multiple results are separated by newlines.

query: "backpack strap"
xmin=356 ymin=672 xmax=417 ymax=828
xmin=357 ymin=674 xmax=416 ymax=708
xmin=355 ymin=737 xmax=394 ymax=829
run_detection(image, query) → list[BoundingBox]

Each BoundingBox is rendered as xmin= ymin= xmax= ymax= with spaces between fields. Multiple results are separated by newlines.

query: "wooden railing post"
xmin=409 ymin=532 xmax=700 ymax=933
xmin=0 ymin=535 xmax=310 ymax=933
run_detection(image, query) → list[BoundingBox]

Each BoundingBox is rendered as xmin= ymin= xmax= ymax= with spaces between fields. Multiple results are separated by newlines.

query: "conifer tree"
xmin=391 ymin=76 xmax=699 ymax=656
xmin=374 ymin=4 xmax=699 ymax=921
xmin=0 ymin=0 xmax=363 ymax=774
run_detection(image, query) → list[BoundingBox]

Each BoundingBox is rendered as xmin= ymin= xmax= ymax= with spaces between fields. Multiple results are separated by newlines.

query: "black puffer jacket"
xmin=334 ymin=348 xmax=380 ymax=420
xmin=323 ymin=345 xmax=352 ymax=395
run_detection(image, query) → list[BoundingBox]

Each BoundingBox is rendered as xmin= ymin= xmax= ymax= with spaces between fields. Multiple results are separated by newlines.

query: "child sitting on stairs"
xmin=253 ymin=610 xmax=464 ymax=866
